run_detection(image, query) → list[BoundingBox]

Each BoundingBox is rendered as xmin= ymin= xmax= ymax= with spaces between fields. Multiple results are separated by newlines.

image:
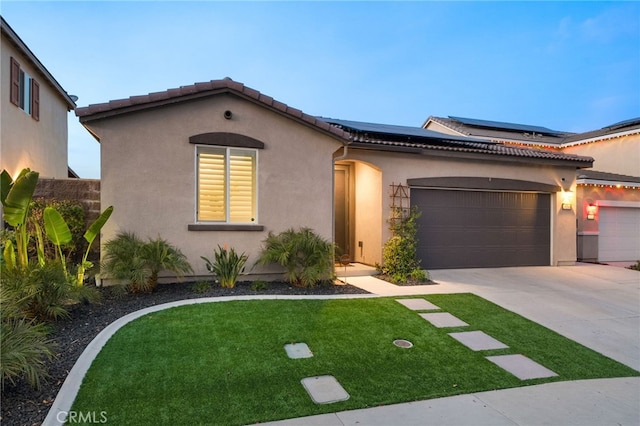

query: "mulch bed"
xmin=1 ymin=281 xmax=369 ymax=426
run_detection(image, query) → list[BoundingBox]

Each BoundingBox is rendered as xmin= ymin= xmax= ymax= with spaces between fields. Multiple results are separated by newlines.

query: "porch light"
xmin=561 ymin=191 xmax=573 ymax=210
xmin=586 ymin=204 xmax=597 ymax=220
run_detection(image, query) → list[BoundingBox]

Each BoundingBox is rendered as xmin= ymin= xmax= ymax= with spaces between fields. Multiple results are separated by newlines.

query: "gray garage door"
xmin=411 ymin=189 xmax=551 ymax=269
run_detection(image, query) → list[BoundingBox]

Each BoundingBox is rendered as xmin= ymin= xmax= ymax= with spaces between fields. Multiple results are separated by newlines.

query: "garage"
xmin=409 ymin=178 xmax=556 ymax=269
xmin=598 ymin=206 xmax=640 ymax=262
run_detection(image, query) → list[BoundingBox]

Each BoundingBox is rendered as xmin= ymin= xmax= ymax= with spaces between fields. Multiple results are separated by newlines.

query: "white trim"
xmin=561 ymin=128 xmax=640 ymax=148
xmin=597 ymin=200 xmax=640 ymax=208
xmin=578 ymin=231 xmax=600 ymax=236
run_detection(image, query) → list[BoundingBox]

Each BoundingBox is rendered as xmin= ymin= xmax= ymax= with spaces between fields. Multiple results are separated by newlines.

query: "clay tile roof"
xmin=75 ymin=78 xmax=350 ymax=141
xmin=321 ymin=117 xmax=593 ymax=166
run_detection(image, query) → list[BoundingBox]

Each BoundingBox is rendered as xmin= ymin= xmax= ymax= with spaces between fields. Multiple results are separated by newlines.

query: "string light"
xmin=577 ymin=183 xmax=640 ymax=189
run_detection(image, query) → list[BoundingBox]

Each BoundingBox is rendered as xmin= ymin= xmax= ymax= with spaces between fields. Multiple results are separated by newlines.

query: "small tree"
xmin=381 ymin=206 xmax=427 ymax=283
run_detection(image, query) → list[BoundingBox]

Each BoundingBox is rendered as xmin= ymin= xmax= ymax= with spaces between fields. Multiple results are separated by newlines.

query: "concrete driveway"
xmin=429 ymin=264 xmax=640 ymax=371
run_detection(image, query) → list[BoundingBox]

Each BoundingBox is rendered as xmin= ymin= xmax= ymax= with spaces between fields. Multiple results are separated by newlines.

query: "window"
xmin=197 ymin=146 xmax=257 ymax=223
xmin=10 ymin=57 xmax=39 ymax=120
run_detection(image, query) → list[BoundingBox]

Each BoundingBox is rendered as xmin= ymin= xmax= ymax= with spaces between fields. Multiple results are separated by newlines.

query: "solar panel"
xmin=320 ymin=117 xmax=494 ymax=143
xmin=448 ymin=116 xmax=564 ymax=136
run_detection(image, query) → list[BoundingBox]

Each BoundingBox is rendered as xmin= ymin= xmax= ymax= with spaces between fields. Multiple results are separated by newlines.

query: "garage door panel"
xmin=412 ymin=189 xmax=550 ymax=269
xmin=598 ymin=207 xmax=640 ymax=262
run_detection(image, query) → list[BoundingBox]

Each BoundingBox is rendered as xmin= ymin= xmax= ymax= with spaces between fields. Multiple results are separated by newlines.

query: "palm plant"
xmin=256 ymin=228 xmax=334 ymax=288
xmin=201 ymin=245 xmax=248 ymax=288
xmin=101 ymin=232 xmax=192 ymax=293
xmin=141 ymin=236 xmax=193 ymax=292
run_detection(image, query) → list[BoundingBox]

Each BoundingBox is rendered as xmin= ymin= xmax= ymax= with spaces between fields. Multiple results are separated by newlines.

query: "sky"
xmin=2 ymin=1 xmax=639 ymax=179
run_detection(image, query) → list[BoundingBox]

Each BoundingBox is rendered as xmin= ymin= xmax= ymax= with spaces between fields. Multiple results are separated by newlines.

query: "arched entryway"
xmin=334 ymin=160 xmax=382 ymax=265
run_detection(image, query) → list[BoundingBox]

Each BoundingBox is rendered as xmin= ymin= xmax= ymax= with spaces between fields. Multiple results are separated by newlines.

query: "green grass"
xmin=71 ymin=294 xmax=638 ymax=425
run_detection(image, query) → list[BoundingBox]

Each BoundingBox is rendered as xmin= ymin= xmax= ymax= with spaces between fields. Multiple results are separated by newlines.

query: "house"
xmin=76 ymin=78 xmax=593 ymax=277
xmin=424 ymin=116 xmax=640 ymax=263
xmin=1 ymin=16 xmax=77 ymax=179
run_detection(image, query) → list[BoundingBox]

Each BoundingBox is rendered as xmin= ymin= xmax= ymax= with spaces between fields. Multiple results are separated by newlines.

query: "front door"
xmin=334 ymin=164 xmax=352 ymax=260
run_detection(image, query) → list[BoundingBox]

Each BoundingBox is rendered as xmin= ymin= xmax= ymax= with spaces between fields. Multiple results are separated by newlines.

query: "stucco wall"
xmin=343 ymin=148 xmax=579 ymax=267
xmin=0 ymin=37 xmax=69 ymax=179
xmin=85 ymin=94 xmax=343 ymax=277
xmin=563 ymin=134 xmax=640 ymax=177
xmin=353 ymin=161 xmax=382 ymax=265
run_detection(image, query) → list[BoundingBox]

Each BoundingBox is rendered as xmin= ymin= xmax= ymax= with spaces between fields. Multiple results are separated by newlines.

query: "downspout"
xmin=333 ymin=141 xmax=350 ymax=162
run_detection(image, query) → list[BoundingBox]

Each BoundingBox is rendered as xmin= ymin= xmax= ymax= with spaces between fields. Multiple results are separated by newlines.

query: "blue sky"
xmin=3 ymin=1 xmax=639 ymax=178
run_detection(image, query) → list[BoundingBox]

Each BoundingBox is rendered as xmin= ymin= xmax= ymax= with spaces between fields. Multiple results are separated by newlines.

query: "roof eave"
xmin=349 ymin=142 xmax=593 ymax=168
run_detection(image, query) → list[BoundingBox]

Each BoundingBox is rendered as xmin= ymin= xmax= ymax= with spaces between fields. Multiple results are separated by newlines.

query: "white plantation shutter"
xmin=198 ymin=149 xmax=226 ymax=221
xmin=229 ymin=150 xmax=256 ymax=222
xmin=197 ymin=147 xmax=257 ymax=223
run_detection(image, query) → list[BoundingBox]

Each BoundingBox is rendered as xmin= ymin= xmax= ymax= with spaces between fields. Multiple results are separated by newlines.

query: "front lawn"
xmin=71 ymin=294 xmax=638 ymax=425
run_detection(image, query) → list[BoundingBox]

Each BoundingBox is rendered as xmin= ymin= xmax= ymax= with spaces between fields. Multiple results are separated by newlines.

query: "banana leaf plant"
xmin=1 ymin=169 xmax=39 ymax=270
xmin=43 ymin=206 xmax=73 ymax=274
xmin=43 ymin=205 xmax=113 ymax=285
xmin=77 ymin=206 xmax=113 ymax=285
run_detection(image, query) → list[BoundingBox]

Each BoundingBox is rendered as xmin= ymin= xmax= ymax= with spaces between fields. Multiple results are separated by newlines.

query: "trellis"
xmin=389 ymin=182 xmax=410 ymax=234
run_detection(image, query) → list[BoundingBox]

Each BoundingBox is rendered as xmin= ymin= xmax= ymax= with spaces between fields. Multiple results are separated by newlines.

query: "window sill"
xmin=188 ymin=223 xmax=264 ymax=231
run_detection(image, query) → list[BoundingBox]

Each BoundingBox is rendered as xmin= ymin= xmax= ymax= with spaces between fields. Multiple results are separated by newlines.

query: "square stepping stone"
xmin=448 ymin=331 xmax=509 ymax=351
xmin=301 ymin=375 xmax=350 ymax=404
xmin=486 ymin=354 xmax=558 ymax=380
xmin=284 ymin=343 xmax=313 ymax=359
xmin=396 ymin=298 xmax=440 ymax=311
xmin=419 ymin=312 xmax=468 ymax=328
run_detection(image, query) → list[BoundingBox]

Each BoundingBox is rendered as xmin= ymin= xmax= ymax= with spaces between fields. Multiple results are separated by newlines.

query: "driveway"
xmin=428 ymin=264 xmax=640 ymax=371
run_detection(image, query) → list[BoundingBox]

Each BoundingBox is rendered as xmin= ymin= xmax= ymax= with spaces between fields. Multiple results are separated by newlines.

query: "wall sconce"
xmin=586 ymin=204 xmax=597 ymax=220
xmin=561 ymin=191 xmax=573 ymax=210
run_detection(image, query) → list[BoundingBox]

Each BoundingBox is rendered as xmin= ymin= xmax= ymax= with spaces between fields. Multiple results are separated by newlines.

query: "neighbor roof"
xmin=563 ymin=117 xmax=640 ymax=145
xmin=1 ymin=16 xmax=76 ymax=110
xmin=75 ymin=78 xmax=350 ymax=142
xmin=425 ymin=116 xmax=571 ymax=146
xmin=322 ymin=117 xmax=593 ymax=167
xmin=577 ymin=170 xmax=640 ymax=184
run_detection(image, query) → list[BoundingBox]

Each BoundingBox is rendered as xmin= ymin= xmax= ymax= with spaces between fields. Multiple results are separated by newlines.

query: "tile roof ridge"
xmin=75 ymin=78 xmax=350 ymax=141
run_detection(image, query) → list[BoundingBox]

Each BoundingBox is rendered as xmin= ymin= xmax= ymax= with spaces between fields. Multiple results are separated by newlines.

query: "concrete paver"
xmin=419 ymin=312 xmax=469 ymax=328
xmin=448 ymin=330 xmax=509 ymax=351
xmin=301 ymin=375 xmax=350 ymax=404
xmin=396 ymin=298 xmax=440 ymax=310
xmin=284 ymin=343 xmax=313 ymax=359
xmin=485 ymin=354 xmax=558 ymax=380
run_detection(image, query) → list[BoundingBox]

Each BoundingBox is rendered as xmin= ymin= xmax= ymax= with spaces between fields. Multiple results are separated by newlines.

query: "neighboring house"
xmin=1 ymin=16 xmax=76 ymax=179
xmin=424 ymin=116 xmax=640 ymax=263
xmin=76 ymin=78 xmax=593 ymax=276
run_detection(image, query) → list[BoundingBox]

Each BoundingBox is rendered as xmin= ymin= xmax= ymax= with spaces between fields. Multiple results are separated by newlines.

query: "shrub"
xmin=0 ymin=287 xmax=56 ymax=390
xmin=381 ymin=206 xmax=426 ymax=284
xmin=256 ymin=228 xmax=334 ymax=287
xmin=190 ymin=281 xmax=212 ymax=294
xmin=627 ymin=261 xmax=640 ymax=271
xmin=201 ymin=245 xmax=248 ymax=288
xmin=251 ymin=280 xmax=268 ymax=291
xmin=1 ymin=261 xmax=99 ymax=321
xmin=101 ymin=232 xmax=193 ymax=293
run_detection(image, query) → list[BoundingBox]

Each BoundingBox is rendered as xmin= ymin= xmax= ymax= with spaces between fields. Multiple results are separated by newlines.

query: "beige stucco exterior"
xmin=340 ymin=148 xmax=579 ymax=267
xmin=1 ymin=28 xmax=70 ymax=179
xmin=84 ymin=93 xmax=343 ymax=277
xmin=563 ymin=133 xmax=640 ymax=177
